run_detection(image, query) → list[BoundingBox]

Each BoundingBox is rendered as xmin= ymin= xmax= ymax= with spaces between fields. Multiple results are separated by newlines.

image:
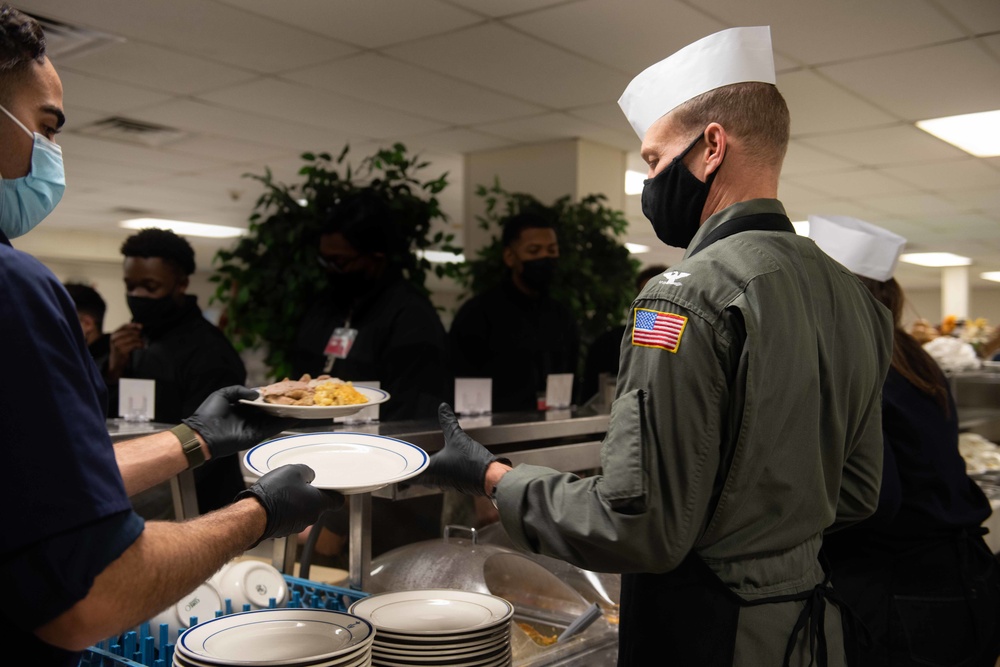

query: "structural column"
xmin=942 ymin=266 xmax=970 ymax=320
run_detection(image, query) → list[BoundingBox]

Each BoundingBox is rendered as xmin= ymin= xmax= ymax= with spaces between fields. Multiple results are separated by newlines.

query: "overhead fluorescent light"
xmin=916 ymin=109 xmax=1000 ymax=158
xmin=416 ymin=249 xmax=465 ymax=263
xmin=980 ymin=272 xmax=1000 ymax=283
xmin=791 ymin=220 xmax=809 ymax=236
xmin=120 ymin=218 xmax=245 ymax=239
xmin=899 ymin=252 xmax=971 ymax=267
xmin=624 ymin=170 xmax=646 ymax=195
xmin=625 ymin=243 xmax=650 ymax=254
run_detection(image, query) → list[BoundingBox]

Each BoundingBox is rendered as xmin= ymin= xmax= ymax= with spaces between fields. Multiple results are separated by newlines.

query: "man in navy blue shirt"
xmin=0 ymin=6 xmax=341 ymax=665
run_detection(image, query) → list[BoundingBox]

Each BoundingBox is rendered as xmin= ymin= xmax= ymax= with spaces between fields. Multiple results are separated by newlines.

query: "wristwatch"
xmin=170 ymin=423 xmax=205 ymax=470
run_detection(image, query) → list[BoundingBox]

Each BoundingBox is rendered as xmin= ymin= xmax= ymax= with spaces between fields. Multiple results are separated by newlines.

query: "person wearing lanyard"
xmin=810 ymin=215 xmax=1000 ymax=666
xmin=415 ymin=26 xmax=893 ymax=666
xmin=0 ymin=7 xmax=341 ymax=665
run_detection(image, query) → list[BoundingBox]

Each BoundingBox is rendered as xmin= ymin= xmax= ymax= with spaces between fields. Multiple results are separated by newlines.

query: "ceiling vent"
xmin=22 ymin=11 xmax=125 ymax=61
xmin=74 ymin=116 xmax=189 ymax=148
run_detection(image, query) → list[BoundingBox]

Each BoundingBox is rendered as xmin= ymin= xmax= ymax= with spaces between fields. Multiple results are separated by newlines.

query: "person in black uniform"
xmin=104 ymin=228 xmax=249 ymax=517
xmin=811 ymin=216 xmax=1000 ymax=666
xmin=291 ymin=188 xmax=451 ymax=562
xmin=449 ymin=209 xmax=580 ymax=414
xmin=64 ymin=281 xmax=112 ymax=370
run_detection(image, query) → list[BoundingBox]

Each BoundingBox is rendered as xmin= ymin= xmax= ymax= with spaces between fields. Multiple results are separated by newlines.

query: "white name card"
xmin=119 ymin=378 xmax=155 ymax=422
xmin=454 ymin=378 xmax=492 ymax=416
xmin=545 ymin=373 xmax=574 ymax=410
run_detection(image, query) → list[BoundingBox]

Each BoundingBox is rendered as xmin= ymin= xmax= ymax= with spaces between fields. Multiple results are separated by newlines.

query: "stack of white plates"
xmin=172 ymin=608 xmax=374 ymax=667
xmin=349 ymin=589 xmax=514 ymax=667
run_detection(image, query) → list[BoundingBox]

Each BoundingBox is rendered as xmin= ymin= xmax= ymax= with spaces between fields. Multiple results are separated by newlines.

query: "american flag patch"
xmin=632 ymin=308 xmax=687 ymax=352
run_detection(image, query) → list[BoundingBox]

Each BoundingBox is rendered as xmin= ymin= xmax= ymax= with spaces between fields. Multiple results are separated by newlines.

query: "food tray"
xmin=78 ymin=575 xmax=369 ymax=667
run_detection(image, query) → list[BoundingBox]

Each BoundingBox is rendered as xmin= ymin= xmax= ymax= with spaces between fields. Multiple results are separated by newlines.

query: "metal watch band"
xmin=170 ymin=423 xmax=205 ymax=470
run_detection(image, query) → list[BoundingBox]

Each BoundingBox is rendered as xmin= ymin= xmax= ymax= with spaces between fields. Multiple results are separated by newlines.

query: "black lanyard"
xmin=688 ymin=211 xmax=795 ymax=258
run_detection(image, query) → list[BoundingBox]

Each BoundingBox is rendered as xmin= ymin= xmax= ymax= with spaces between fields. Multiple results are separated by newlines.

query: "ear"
xmin=78 ymin=313 xmax=95 ymax=332
xmin=702 ymin=122 xmax=727 ymax=177
xmin=176 ymin=273 xmax=190 ymax=294
xmin=502 ymin=246 xmax=516 ymax=269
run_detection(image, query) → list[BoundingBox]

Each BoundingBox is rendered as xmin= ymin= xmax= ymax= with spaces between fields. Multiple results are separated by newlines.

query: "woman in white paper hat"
xmin=811 ymin=217 xmax=1000 ymax=666
xmin=416 ymin=26 xmax=895 ymax=667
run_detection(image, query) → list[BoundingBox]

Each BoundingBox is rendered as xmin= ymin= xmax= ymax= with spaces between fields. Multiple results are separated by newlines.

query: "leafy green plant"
xmin=459 ymin=179 xmax=641 ymax=358
xmin=211 ymin=143 xmax=462 ymax=381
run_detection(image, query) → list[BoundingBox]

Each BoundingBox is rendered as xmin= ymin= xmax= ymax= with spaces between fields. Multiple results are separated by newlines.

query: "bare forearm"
xmin=115 ymin=429 xmax=210 ymax=496
xmin=36 ymin=498 xmax=266 ymax=651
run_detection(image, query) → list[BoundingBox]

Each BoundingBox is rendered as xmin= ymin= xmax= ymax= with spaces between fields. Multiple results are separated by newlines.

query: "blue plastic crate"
xmin=79 ymin=575 xmax=369 ymax=667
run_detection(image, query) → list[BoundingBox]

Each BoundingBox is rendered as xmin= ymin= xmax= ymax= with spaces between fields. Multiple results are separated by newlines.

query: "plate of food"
xmin=243 ymin=432 xmax=429 ymax=494
xmin=240 ymin=374 xmax=390 ymax=419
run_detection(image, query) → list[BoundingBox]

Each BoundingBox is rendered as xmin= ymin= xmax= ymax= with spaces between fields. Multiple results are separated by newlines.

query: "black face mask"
xmin=127 ymin=294 xmax=183 ymax=331
xmin=520 ymin=257 xmax=558 ymax=293
xmin=641 ymin=132 xmax=720 ymax=249
xmin=326 ymin=271 xmax=370 ymax=306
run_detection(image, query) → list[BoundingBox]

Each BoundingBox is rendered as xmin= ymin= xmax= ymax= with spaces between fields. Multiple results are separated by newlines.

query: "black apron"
xmin=618 ymin=212 xmax=860 ymax=666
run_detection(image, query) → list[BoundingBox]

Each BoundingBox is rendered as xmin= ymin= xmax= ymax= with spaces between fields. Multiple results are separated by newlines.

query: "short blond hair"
xmin=671 ymin=82 xmax=790 ymax=169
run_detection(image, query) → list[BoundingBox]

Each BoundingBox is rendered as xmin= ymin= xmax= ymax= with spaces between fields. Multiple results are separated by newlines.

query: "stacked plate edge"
xmin=349 ymin=588 xmax=514 ymax=667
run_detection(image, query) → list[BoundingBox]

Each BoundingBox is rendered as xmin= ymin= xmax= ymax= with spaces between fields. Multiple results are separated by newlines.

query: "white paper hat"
xmin=807 ymin=214 xmax=907 ymax=281
xmin=618 ymin=26 xmax=776 ymax=139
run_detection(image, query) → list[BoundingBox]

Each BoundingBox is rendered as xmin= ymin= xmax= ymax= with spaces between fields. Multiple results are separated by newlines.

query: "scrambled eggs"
xmin=312 ymin=381 xmax=368 ymax=406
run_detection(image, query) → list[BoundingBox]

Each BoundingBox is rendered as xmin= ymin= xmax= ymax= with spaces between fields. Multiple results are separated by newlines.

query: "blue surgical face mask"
xmin=0 ymin=103 xmax=66 ymax=239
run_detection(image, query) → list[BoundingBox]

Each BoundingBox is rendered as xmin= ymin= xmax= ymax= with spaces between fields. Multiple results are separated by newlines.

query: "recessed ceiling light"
xmin=624 ymin=170 xmax=646 ymax=195
xmin=916 ymin=109 xmax=1000 ymax=158
xmin=120 ymin=218 xmax=245 ymax=239
xmin=981 ymin=272 xmax=1000 ymax=283
xmin=791 ymin=220 xmax=809 ymax=236
xmin=416 ymin=249 xmax=465 ymax=263
xmin=899 ymin=252 xmax=971 ymax=267
xmin=625 ymin=243 xmax=650 ymax=254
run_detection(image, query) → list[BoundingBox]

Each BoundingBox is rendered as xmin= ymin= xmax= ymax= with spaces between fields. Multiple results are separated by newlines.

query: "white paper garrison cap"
xmin=808 ymin=214 xmax=907 ymax=282
xmin=618 ymin=26 xmax=777 ymax=139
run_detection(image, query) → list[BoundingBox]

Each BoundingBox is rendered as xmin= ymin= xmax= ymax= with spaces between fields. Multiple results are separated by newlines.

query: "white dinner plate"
xmin=350 ymin=589 xmax=513 ymax=636
xmin=177 ymin=608 xmax=374 ymax=665
xmin=243 ymin=433 xmax=429 ymax=494
xmin=373 ymin=626 xmax=509 ymax=646
xmin=239 ymin=385 xmax=390 ymax=420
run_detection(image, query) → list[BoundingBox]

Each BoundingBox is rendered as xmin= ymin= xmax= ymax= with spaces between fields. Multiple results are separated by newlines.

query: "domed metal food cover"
xmin=366 ymin=525 xmax=619 ymax=666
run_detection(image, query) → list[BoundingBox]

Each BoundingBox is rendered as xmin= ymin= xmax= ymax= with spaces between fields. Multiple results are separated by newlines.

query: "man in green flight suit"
xmin=415 ymin=25 xmax=893 ymax=666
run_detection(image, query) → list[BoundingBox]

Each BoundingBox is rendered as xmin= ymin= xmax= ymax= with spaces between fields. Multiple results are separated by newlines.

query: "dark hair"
xmin=321 ymin=189 xmax=405 ymax=257
xmin=0 ymin=4 xmax=46 ymax=105
xmin=858 ymin=276 xmax=949 ymax=414
xmin=120 ymin=228 xmax=196 ymax=276
xmin=64 ymin=282 xmax=107 ymax=329
xmin=500 ymin=209 xmax=557 ymax=249
xmin=636 ymin=264 xmax=668 ymax=291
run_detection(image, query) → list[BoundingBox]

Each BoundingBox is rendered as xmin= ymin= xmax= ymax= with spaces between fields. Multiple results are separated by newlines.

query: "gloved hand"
xmin=414 ymin=403 xmax=510 ymax=497
xmin=236 ymin=464 xmax=344 ymax=547
xmin=182 ymin=385 xmax=296 ymax=459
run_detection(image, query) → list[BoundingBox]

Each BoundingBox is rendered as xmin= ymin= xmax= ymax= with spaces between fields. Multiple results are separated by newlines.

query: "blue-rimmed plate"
xmin=238 ymin=384 xmax=390 ymax=420
xmin=243 ymin=432 xmax=428 ymax=494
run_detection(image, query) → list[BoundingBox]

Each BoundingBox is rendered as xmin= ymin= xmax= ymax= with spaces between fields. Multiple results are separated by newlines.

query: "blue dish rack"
xmin=78 ymin=575 xmax=369 ymax=667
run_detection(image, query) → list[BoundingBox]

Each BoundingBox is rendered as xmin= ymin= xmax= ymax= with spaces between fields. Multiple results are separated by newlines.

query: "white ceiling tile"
xmin=949 ymin=186 xmax=1000 ymax=212
xmin=862 ymin=192 xmax=967 ymax=217
xmin=198 ymin=78 xmax=447 ymax=138
xmin=799 ymin=125 xmax=969 ymax=166
xmin=879 ymin=158 xmax=1000 ymax=191
xmin=58 ymin=134 xmax=229 ymax=172
xmin=780 ymin=141 xmax=858 ymax=176
xmin=65 ymin=156 xmax=173 ymax=188
xmin=474 ymin=112 xmax=612 ymax=144
xmin=778 ymin=70 xmax=897 ymax=135
xmin=568 ymin=102 xmax=632 ymax=132
xmin=698 ymin=0 xmax=965 ymax=65
xmin=58 ymin=68 xmax=174 ymax=116
xmin=215 ymin=0 xmax=483 ymax=48
xmin=384 ymin=23 xmax=626 ymax=108
xmin=506 ymin=0 xmax=724 ymax=73
xmin=284 ymin=53 xmax=546 ymax=125
xmin=783 ymin=168 xmax=919 ymax=199
xmin=928 ymin=0 xmax=1000 ymax=33
xmin=819 ymin=40 xmax=1000 ymax=120
xmin=982 ymin=34 xmax=1000 ymax=61
xmin=400 ymin=128 xmax=514 ymax=154
xmin=60 ymin=40 xmax=259 ymax=95
xmin=447 ymin=0 xmax=571 ymax=17
xmin=165 ymin=136 xmax=292 ymax=164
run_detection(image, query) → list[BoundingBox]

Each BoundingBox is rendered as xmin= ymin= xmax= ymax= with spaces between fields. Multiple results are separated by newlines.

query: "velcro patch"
xmin=632 ymin=308 xmax=687 ymax=352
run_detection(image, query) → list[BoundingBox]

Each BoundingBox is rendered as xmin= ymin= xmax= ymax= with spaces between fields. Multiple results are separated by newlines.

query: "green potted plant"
xmin=210 ymin=143 xmax=461 ymax=381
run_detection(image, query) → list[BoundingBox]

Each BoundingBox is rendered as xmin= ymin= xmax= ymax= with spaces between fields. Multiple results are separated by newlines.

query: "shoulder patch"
xmin=632 ymin=308 xmax=687 ymax=352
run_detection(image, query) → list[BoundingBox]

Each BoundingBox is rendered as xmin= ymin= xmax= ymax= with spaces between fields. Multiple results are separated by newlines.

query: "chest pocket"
xmin=597 ymin=388 xmax=648 ymax=505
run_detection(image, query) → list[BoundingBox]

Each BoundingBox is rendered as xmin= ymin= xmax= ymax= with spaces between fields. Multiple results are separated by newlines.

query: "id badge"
xmin=324 ymin=327 xmax=358 ymax=359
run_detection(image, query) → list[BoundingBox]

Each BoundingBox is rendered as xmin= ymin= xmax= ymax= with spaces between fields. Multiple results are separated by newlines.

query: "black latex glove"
xmin=236 ymin=464 xmax=344 ymax=547
xmin=182 ymin=385 xmax=296 ymax=459
xmin=414 ymin=403 xmax=509 ymax=497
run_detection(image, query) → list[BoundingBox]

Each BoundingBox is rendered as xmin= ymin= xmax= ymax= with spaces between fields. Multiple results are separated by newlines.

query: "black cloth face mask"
xmin=127 ymin=294 xmax=183 ymax=332
xmin=641 ymin=132 xmax=720 ymax=249
xmin=520 ymin=257 xmax=558 ymax=293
